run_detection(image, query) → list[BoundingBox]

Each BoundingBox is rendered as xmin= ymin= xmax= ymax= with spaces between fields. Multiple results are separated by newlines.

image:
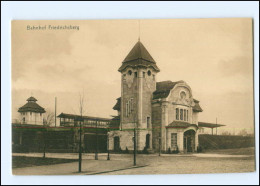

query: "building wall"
xmin=192 ymin=112 xmax=199 ymax=124
xmin=21 ymin=112 xmax=44 ymax=125
xmin=151 ymin=102 xmax=161 ymax=150
xmin=151 ymin=82 xmax=201 ymax=153
xmin=120 ymin=67 xmax=157 ymax=150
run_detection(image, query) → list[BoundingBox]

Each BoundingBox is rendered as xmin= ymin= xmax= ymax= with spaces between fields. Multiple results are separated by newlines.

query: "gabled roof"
xmin=18 ymin=97 xmax=45 ymax=113
xmin=118 ymin=41 xmax=160 ymax=72
xmin=152 ymin=80 xmax=203 ymax=112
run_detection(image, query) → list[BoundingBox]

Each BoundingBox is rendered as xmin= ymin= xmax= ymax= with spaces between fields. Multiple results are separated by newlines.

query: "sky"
xmin=11 ymin=18 xmax=254 ymax=134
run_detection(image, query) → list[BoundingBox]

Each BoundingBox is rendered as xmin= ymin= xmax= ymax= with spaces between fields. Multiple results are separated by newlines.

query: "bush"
xmin=171 ymin=146 xmax=179 ymax=154
xmin=167 ymin=147 xmax=171 ymax=154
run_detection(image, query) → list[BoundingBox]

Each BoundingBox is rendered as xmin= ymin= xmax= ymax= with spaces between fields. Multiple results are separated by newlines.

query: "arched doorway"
xmin=145 ymin=134 xmax=150 ymax=149
xmin=183 ymin=130 xmax=195 ymax=153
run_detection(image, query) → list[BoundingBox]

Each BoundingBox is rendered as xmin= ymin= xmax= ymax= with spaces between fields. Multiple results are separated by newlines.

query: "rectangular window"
xmin=135 ymin=72 xmax=138 ymax=78
xmin=143 ymin=72 xmax=145 ymax=78
xmin=176 ymin=108 xmax=179 ymax=120
xmin=171 ymin=133 xmax=177 ymax=148
xmin=180 ymin=109 xmax=183 ymax=120
xmin=147 ymin=117 xmax=150 ymax=128
xmin=184 ymin=110 xmax=186 ymax=121
xmin=187 ymin=110 xmax=189 ymax=121
xmin=126 ymin=103 xmax=128 ymax=117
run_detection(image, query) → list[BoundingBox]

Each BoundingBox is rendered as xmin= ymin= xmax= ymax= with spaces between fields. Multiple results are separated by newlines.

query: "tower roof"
xmin=26 ymin=96 xmax=37 ymax=102
xmin=18 ymin=97 xmax=46 ymax=113
xmin=118 ymin=41 xmax=160 ymax=72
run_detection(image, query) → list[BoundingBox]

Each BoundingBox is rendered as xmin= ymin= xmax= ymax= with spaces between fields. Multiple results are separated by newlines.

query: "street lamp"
xmin=78 ymin=118 xmax=82 ymax=172
xmin=95 ymin=119 xmax=98 ymax=160
xmin=159 ymin=135 xmax=161 ymax=156
xmin=133 ymin=127 xmax=137 ymax=166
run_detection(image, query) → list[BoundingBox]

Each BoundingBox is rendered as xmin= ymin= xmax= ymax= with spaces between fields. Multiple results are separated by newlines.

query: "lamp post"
xmin=134 ymin=127 xmax=137 ymax=166
xmin=159 ymin=135 xmax=161 ymax=156
xmin=78 ymin=118 xmax=82 ymax=172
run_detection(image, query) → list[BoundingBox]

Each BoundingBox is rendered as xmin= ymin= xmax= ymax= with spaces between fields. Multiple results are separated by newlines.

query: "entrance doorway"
xmin=183 ymin=130 xmax=195 ymax=153
xmin=114 ymin=136 xmax=120 ymax=152
xmin=145 ymin=134 xmax=150 ymax=149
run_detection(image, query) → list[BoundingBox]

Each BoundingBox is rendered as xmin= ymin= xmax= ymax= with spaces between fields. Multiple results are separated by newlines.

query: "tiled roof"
xmin=113 ymin=97 xmax=121 ymax=111
xmin=167 ymin=121 xmax=198 ymax=129
xmin=27 ymin=96 xmax=37 ymax=102
xmin=18 ymin=97 xmax=45 ymax=113
xmin=153 ymin=81 xmax=182 ymax=99
xmin=118 ymin=41 xmax=160 ymax=72
xmin=192 ymin=100 xmax=203 ymax=112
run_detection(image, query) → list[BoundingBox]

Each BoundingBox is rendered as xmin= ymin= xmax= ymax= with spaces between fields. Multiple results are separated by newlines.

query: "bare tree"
xmin=42 ymin=110 xmax=54 ymax=158
xmin=78 ymin=90 xmax=86 ymax=172
xmin=238 ymin=128 xmax=248 ymax=136
xmin=221 ymin=130 xmax=231 ymax=136
xmin=43 ymin=110 xmax=55 ymax=126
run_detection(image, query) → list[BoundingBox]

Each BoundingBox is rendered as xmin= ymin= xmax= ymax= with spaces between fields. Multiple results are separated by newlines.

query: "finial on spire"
xmin=138 ymin=20 xmax=140 ymax=41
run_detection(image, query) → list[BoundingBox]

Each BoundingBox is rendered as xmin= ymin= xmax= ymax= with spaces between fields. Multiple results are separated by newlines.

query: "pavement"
xmin=12 ymin=152 xmax=255 ymax=175
xmin=12 ymin=152 xmax=252 ymax=159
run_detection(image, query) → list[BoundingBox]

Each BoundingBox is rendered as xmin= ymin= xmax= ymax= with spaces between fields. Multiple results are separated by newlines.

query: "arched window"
xmin=128 ymin=70 xmax=132 ymax=75
xmin=147 ymin=70 xmax=151 ymax=76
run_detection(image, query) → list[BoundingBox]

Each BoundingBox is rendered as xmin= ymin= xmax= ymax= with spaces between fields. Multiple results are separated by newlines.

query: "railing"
xmin=60 ymin=121 xmax=109 ymax=128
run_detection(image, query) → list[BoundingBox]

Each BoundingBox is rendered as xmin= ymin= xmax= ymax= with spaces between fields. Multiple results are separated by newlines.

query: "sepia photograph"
xmin=10 ymin=18 xmax=256 ymax=176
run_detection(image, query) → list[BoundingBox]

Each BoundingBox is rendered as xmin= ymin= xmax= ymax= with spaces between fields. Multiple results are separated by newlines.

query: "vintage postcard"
xmin=11 ymin=19 xmax=255 ymax=175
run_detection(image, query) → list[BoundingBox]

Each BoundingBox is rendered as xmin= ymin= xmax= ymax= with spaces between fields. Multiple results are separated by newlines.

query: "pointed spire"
xmin=118 ymin=41 xmax=160 ymax=72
